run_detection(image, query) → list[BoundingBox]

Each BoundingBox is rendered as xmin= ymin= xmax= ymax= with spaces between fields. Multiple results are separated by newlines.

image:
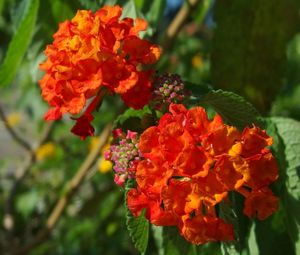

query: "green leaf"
xmin=153 ymin=225 xmax=221 ymax=255
xmin=270 ymin=117 xmax=300 ymax=253
xmin=122 ymin=0 xmax=138 ymax=19
xmin=134 ymin=0 xmax=145 ymax=10
xmin=145 ymin=0 xmax=166 ymax=29
xmin=193 ymin=0 xmax=213 ymax=24
xmin=247 ymin=224 xmax=259 ymax=255
xmin=11 ymin=0 xmax=28 ymax=31
xmin=125 ymin=180 xmax=149 ymax=254
xmin=200 ymin=89 xmax=261 ymax=129
xmin=271 ymin=118 xmax=300 ymax=182
xmin=152 ymin=225 xmax=164 ymax=255
xmin=78 ymin=0 xmax=103 ymax=12
xmin=219 ymin=194 xmax=251 ymax=255
xmin=254 ymin=213 xmax=296 ymax=255
xmin=185 ymin=81 xmax=212 ymax=104
xmin=152 ymin=225 xmax=202 ymax=255
xmin=159 ymin=226 xmax=196 ymax=255
xmin=0 ymin=0 xmax=39 ymax=87
xmin=185 ymin=81 xmax=212 ymax=94
xmin=114 ymin=106 xmax=154 ymax=132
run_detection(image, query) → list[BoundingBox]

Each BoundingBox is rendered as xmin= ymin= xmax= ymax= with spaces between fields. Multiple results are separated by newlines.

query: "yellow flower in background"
xmin=6 ymin=112 xmax=21 ymax=127
xmin=192 ymin=54 xmax=203 ymax=69
xmin=98 ymin=157 xmax=113 ymax=173
xmin=89 ymin=137 xmax=99 ymax=152
xmin=98 ymin=143 xmax=112 ymax=173
xmin=36 ymin=142 xmax=56 ymax=161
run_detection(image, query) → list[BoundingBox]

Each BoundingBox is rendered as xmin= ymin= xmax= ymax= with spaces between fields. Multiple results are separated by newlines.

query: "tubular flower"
xmin=39 ymin=5 xmax=160 ymax=139
xmin=243 ymin=187 xmax=279 ymax=220
xmin=179 ymin=215 xmax=234 ymax=245
xmin=124 ymin=103 xmax=279 ymax=245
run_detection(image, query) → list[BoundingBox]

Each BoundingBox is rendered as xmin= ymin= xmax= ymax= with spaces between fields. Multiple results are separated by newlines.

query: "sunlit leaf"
xmin=0 ymin=0 xmax=39 ymax=87
xmin=270 ymin=117 xmax=300 ymax=253
xmin=200 ymin=89 xmax=261 ymax=129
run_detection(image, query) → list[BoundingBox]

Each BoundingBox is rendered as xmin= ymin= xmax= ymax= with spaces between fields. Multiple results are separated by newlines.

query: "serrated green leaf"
xmin=125 ymin=180 xmax=149 ymax=254
xmin=0 ymin=0 xmax=39 ymax=87
xmin=272 ymin=118 xmax=300 ymax=186
xmin=270 ymin=117 xmax=300 ymax=253
xmin=200 ymin=89 xmax=261 ymax=129
xmin=185 ymin=81 xmax=212 ymax=103
xmin=126 ymin=209 xmax=149 ymax=254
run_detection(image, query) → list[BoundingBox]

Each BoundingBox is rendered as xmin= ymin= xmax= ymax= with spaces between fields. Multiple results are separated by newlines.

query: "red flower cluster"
xmin=39 ymin=5 xmax=160 ymax=139
xmin=127 ymin=103 xmax=279 ymax=245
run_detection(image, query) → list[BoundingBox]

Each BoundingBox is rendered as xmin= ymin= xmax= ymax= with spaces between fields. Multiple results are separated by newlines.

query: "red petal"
xmin=71 ymin=113 xmax=95 ymax=140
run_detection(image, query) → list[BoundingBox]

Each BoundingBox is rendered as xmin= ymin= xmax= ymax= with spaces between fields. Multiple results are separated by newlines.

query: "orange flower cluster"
xmin=127 ymin=103 xmax=279 ymax=245
xmin=39 ymin=5 xmax=160 ymax=139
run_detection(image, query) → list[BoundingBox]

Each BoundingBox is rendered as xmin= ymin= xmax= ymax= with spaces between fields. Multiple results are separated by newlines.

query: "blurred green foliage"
xmin=211 ymin=0 xmax=300 ymax=114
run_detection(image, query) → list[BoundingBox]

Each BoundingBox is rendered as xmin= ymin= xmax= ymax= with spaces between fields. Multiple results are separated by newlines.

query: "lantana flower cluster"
xmin=39 ymin=5 xmax=160 ymax=139
xmin=124 ymin=103 xmax=279 ymax=245
xmin=38 ymin=3 xmax=280 ymax=247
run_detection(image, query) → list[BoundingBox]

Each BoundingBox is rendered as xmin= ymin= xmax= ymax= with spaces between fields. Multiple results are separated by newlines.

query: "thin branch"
xmin=161 ymin=0 xmax=202 ymax=50
xmin=12 ymin=123 xmax=112 ymax=255
xmin=0 ymin=105 xmax=32 ymax=152
xmin=3 ymin=122 xmax=54 ymax=238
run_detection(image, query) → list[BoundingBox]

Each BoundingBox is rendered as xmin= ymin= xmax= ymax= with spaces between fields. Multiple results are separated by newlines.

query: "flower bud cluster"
xmin=105 ymin=130 xmax=142 ymax=186
xmin=152 ymin=73 xmax=188 ymax=109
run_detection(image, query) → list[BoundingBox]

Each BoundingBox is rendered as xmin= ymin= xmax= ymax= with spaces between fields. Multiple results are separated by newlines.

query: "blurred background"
xmin=0 ymin=0 xmax=299 ymax=254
